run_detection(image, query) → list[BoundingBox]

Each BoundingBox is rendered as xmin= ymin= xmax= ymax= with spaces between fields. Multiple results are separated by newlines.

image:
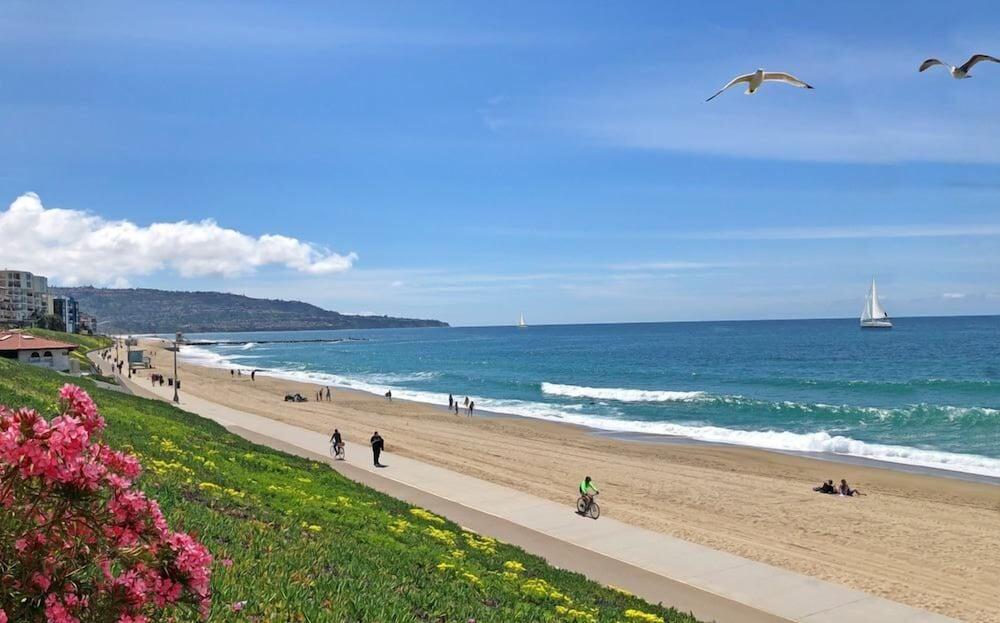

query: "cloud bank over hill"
xmin=0 ymin=193 xmax=357 ymax=285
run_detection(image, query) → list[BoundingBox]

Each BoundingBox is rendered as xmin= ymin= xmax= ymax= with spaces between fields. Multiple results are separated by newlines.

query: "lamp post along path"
xmin=166 ymin=331 xmax=183 ymax=403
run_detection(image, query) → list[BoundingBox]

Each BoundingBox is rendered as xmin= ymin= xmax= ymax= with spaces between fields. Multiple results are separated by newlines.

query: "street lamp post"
xmin=172 ymin=331 xmax=182 ymax=403
xmin=126 ymin=335 xmax=132 ymax=379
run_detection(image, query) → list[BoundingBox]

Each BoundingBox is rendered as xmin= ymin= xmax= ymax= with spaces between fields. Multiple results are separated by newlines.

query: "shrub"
xmin=0 ymin=384 xmax=212 ymax=623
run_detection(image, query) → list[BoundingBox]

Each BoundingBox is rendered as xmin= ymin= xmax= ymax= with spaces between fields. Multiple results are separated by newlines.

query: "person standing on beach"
xmin=468 ymin=401 xmax=475 ymax=417
xmin=448 ymin=394 xmax=454 ymax=410
xmin=251 ymin=370 xmax=255 ymax=381
xmin=326 ymin=387 xmax=331 ymax=401
xmin=464 ymin=396 xmax=469 ymax=408
xmin=454 ymin=402 xmax=459 ymax=415
xmin=370 ymin=431 xmax=385 ymax=467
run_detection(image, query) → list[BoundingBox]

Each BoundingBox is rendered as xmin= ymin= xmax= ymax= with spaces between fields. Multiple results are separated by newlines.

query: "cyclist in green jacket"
xmin=579 ymin=476 xmax=599 ymax=511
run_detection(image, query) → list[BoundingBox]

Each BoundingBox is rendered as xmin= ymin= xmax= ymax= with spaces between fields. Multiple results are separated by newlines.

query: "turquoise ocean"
xmin=178 ymin=316 xmax=1000 ymax=478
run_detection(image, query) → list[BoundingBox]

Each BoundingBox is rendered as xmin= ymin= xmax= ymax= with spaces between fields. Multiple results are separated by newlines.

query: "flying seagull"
xmin=919 ymin=54 xmax=1000 ymax=79
xmin=706 ymin=68 xmax=814 ymax=102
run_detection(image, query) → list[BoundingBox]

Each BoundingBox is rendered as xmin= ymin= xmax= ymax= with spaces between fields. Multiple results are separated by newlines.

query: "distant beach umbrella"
xmin=705 ymin=68 xmax=814 ymax=102
xmin=919 ymin=54 xmax=1000 ymax=79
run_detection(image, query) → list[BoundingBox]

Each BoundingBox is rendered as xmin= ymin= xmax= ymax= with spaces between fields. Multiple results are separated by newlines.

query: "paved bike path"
xmin=99 ymin=356 xmax=956 ymax=623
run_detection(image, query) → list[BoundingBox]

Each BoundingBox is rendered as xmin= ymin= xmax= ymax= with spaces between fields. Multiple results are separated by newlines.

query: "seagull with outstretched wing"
xmin=919 ymin=53 xmax=1000 ymax=79
xmin=706 ymin=68 xmax=814 ymax=102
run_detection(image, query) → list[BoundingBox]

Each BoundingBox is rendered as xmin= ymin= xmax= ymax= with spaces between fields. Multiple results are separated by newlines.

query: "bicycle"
xmin=576 ymin=493 xmax=600 ymax=519
xmin=329 ymin=442 xmax=345 ymax=461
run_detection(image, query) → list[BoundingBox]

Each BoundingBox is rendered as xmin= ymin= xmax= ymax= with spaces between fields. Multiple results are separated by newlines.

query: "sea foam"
xmin=541 ymin=382 xmax=705 ymax=402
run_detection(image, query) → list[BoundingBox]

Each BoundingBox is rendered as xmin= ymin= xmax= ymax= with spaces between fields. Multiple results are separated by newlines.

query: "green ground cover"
xmin=0 ymin=358 xmax=702 ymax=623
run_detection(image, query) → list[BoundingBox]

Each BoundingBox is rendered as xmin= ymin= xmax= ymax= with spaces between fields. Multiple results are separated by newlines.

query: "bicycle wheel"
xmin=336 ymin=446 xmax=345 ymax=460
xmin=576 ymin=497 xmax=588 ymax=514
xmin=329 ymin=444 xmax=338 ymax=458
xmin=588 ymin=502 xmax=600 ymax=519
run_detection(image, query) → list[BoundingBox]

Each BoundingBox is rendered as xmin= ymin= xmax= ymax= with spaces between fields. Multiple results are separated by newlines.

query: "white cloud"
xmin=0 ymin=193 xmax=356 ymax=285
xmin=942 ymin=292 xmax=967 ymax=299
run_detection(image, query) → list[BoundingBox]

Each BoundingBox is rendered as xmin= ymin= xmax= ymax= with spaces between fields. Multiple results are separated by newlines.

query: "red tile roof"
xmin=0 ymin=333 xmax=79 ymax=352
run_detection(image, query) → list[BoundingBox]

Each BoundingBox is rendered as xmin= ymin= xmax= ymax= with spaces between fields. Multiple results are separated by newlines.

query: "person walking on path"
xmin=370 ymin=431 xmax=385 ymax=467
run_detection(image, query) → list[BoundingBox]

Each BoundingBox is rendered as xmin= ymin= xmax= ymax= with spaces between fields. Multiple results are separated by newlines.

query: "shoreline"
xmin=175 ymin=339 xmax=1000 ymax=484
xmin=129 ymin=336 xmax=1000 ymax=621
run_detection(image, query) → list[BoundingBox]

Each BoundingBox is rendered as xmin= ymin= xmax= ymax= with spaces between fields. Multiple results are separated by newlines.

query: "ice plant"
xmin=0 ymin=384 xmax=213 ymax=622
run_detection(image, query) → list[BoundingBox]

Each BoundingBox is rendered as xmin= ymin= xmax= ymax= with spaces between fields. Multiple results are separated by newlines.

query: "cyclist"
xmin=579 ymin=476 xmax=599 ymax=512
xmin=330 ymin=428 xmax=344 ymax=458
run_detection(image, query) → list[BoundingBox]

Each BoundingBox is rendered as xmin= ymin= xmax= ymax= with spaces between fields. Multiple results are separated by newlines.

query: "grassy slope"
xmin=0 ymin=359 xmax=701 ymax=623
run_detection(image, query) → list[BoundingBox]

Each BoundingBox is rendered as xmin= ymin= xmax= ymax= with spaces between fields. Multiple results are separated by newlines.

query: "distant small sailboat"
xmin=860 ymin=277 xmax=892 ymax=329
xmin=518 ymin=313 xmax=527 ymax=329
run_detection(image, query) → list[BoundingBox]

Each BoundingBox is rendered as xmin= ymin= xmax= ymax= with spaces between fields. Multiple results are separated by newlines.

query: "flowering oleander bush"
xmin=0 ymin=384 xmax=212 ymax=623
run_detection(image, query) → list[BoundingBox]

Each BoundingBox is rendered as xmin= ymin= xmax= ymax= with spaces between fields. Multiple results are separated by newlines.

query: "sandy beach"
xmin=134 ymin=338 xmax=1000 ymax=622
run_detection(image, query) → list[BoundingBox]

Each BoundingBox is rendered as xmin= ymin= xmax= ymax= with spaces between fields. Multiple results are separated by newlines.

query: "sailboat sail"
xmin=518 ymin=313 xmax=526 ymax=328
xmin=861 ymin=278 xmax=891 ymax=327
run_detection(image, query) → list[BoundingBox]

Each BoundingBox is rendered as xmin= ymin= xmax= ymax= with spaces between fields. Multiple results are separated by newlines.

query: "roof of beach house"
xmin=0 ymin=332 xmax=79 ymax=352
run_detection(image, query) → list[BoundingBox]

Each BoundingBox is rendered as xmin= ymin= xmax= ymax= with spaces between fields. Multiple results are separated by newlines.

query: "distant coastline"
xmin=53 ymin=286 xmax=448 ymax=333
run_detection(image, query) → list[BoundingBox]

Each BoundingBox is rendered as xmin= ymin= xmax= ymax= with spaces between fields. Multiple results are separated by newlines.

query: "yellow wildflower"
xmin=463 ymin=532 xmax=497 ymax=555
xmin=388 ymin=518 xmax=410 ymax=535
xmin=462 ymin=572 xmax=481 ymax=585
xmin=307 ymin=525 xmax=323 ymax=533
xmin=555 ymin=605 xmax=597 ymax=623
xmin=409 ymin=508 xmax=446 ymax=524
xmin=503 ymin=560 xmax=525 ymax=573
xmin=424 ymin=526 xmax=457 ymax=547
xmin=198 ymin=482 xmax=222 ymax=491
xmin=623 ymin=609 xmax=662 ymax=623
xmin=435 ymin=562 xmax=455 ymax=572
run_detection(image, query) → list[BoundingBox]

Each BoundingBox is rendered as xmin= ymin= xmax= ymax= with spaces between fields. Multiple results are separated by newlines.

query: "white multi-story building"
xmin=0 ymin=270 xmax=50 ymax=328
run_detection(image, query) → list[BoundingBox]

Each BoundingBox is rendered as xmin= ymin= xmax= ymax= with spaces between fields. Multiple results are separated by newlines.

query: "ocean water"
xmin=177 ymin=316 xmax=1000 ymax=478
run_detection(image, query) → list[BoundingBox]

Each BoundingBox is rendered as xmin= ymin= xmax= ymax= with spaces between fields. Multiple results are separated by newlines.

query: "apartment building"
xmin=0 ymin=269 xmax=50 ymax=328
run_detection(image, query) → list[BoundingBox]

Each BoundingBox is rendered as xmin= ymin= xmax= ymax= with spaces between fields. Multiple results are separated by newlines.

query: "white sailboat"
xmin=518 ymin=312 xmax=527 ymax=329
xmin=860 ymin=277 xmax=892 ymax=329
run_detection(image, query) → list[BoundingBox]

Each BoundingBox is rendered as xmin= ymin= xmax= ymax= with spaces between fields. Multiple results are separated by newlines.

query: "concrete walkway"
xmin=96 ymin=355 xmax=957 ymax=623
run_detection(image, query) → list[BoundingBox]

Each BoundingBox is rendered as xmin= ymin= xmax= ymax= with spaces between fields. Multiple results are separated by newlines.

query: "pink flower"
xmin=1 ymin=386 xmax=213 ymax=621
xmin=220 ymin=558 xmax=234 ymax=568
xmin=231 ymin=600 xmax=247 ymax=612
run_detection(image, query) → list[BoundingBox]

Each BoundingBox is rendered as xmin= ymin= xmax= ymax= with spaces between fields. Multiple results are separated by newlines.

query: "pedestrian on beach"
xmin=384 ymin=390 xmax=392 ymax=401
xmin=251 ymin=370 xmax=256 ymax=381
xmin=370 ymin=431 xmax=385 ymax=467
xmin=230 ymin=369 xmax=234 ymax=377
xmin=468 ymin=401 xmax=474 ymax=417
xmin=464 ymin=396 xmax=469 ymax=407
xmin=448 ymin=394 xmax=454 ymax=410
xmin=454 ymin=402 xmax=459 ymax=415
xmin=326 ymin=387 xmax=331 ymax=401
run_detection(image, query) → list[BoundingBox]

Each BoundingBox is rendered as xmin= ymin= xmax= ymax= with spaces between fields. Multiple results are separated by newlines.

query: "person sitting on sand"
xmin=813 ymin=479 xmax=836 ymax=494
xmin=839 ymin=479 xmax=864 ymax=497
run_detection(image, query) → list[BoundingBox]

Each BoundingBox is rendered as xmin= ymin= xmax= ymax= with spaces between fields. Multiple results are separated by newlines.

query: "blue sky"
xmin=1 ymin=1 xmax=998 ymax=325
